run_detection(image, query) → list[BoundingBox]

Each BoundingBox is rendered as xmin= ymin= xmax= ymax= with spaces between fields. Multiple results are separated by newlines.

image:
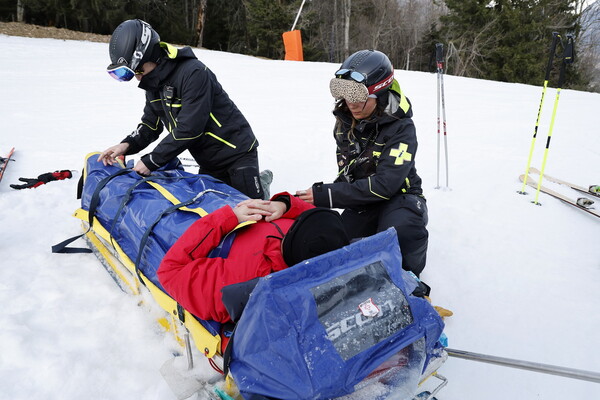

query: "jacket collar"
xmin=137 ymin=44 xmax=198 ymax=91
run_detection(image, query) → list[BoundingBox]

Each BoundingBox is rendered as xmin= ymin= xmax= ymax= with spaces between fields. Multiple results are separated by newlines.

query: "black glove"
xmin=10 ymin=170 xmax=72 ymax=190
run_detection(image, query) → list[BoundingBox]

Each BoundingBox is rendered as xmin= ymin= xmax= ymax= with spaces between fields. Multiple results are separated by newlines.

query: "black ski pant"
xmin=341 ymin=193 xmax=429 ymax=277
xmin=198 ymin=149 xmax=264 ymax=199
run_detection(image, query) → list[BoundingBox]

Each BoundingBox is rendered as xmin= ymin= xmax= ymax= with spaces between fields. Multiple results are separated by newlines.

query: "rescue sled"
xmin=66 ymin=153 xmax=448 ymax=400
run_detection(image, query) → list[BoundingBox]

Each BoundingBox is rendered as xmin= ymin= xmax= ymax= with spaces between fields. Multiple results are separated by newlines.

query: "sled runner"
xmin=66 ymin=153 xmax=448 ymax=399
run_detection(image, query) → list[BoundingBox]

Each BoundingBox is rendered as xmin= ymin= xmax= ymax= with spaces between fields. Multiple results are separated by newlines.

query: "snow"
xmin=1 ymin=34 xmax=599 ymax=399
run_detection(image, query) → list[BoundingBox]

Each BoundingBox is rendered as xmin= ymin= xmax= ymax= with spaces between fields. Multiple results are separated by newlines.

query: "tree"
xmin=439 ymin=0 xmax=581 ymax=86
xmin=7 ymin=0 xmax=593 ymax=90
xmin=195 ymin=0 xmax=207 ymax=47
xmin=203 ymin=0 xmax=247 ymax=54
xmin=243 ymin=0 xmax=298 ymax=59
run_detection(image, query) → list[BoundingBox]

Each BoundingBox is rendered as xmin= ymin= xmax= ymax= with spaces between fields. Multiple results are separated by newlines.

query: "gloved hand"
xmin=433 ymin=305 xmax=454 ymax=319
xmin=10 ymin=170 xmax=72 ymax=190
xmin=424 ymin=296 xmax=454 ymax=320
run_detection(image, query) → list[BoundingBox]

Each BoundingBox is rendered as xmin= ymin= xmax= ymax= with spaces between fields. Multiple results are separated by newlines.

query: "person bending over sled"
xmin=296 ymin=50 xmax=429 ymax=278
xmin=157 ymin=193 xmax=349 ymax=323
xmin=98 ymin=19 xmax=265 ymax=199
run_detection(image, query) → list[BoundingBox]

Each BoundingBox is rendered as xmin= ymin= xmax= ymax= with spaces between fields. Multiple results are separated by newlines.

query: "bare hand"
xmin=133 ymin=160 xmax=151 ymax=176
xmin=264 ymin=200 xmax=287 ymax=222
xmin=296 ymin=188 xmax=314 ymax=205
xmin=233 ymin=199 xmax=286 ymax=223
xmin=98 ymin=143 xmax=129 ymax=166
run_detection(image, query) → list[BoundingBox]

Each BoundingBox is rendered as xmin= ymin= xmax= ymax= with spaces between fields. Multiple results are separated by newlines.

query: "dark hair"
xmin=333 ymin=95 xmax=390 ymax=139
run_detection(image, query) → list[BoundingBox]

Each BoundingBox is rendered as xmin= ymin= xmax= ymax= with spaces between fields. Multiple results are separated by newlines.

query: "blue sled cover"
xmin=230 ymin=228 xmax=445 ymax=400
xmin=81 ymin=155 xmax=247 ymax=299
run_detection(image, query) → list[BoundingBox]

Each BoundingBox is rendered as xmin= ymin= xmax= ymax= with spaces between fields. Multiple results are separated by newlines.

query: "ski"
xmin=519 ymin=174 xmax=600 ymax=218
xmin=528 ymin=167 xmax=600 ymax=198
xmin=0 ymin=147 xmax=15 ymax=183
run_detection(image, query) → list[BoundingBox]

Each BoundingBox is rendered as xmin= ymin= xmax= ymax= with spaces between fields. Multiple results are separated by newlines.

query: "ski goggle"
xmin=331 ymin=70 xmax=395 ymax=103
xmin=106 ymin=20 xmax=153 ymax=82
xmin=330 ymin=77 xmax=370 ymax=103
xmin=335 ymin=68 xmax=368 ymax=84
xmin=107 ymin=65 xmax=144 ymax=82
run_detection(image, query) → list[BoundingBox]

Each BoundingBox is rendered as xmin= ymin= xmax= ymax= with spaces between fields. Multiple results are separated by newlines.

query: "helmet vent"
xmin=347 ymin=50 xmax=371 ymax=70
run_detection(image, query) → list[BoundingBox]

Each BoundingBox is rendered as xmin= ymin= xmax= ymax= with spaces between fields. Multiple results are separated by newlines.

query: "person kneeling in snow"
xmin=157 ymin=193 xmax=350 ymax=323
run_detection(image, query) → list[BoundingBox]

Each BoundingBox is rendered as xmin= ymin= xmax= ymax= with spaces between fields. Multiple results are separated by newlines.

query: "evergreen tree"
xmin=204 ymin=0 xmax=247 ymax=54
xmin=243 ymin=0 xmax=298 ymax=59
xmin=5 ymin=0 xmax=591 ymax=90
xmin=439 ymin=0 xmax=580 ymax=86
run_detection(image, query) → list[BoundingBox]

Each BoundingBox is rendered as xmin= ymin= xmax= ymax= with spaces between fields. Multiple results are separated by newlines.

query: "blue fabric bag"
xmin=230 ymin=228 xmax=444 ymax=399
xmin=80 ymin=155 xmax=248 ymax=335
xmin=81 ymin=155 xmax=248 ymax=291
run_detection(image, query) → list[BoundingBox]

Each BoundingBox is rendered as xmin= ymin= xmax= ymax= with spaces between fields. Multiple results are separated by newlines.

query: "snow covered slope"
xmin=0 ymin=35 xmax=599 ymax=399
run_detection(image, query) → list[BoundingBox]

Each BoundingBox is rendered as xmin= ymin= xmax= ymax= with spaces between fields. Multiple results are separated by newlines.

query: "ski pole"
xmin=440 ymin=59 xmax=449 ymax=189
xmin=435 ymin=43 xmax=449 ymax=189
xmin=532 ymin=34 xmax=574 ymax=205
xmin=519 ymin=32 xmax=560 ymax=195
xmin=435 ymin=45 xmax=441 ymax=189
xmin=446 ymin=347 xmax=600 ymax=383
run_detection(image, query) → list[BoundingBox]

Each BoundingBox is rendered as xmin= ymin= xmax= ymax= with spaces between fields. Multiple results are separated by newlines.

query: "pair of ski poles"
xmin=435 ymin=43 xmax=450 ymax=190
xmin=519 ymin=32 xmax=575 ymax=204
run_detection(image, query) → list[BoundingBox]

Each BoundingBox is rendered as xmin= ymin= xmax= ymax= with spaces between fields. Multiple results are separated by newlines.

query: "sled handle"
xmin=446 ymin=348 xmax=600 ymax=383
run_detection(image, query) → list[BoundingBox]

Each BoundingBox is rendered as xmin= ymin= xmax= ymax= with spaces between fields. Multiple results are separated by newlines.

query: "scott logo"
xmin=372 ymin=74 xmax=394 ymax=92
xmin=325 ymin=299 xmax=397 ymax=341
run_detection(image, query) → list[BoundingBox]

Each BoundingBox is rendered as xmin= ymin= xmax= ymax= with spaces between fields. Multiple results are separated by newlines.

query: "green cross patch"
xmin=389 ymin=143 xmax=412 ymax=165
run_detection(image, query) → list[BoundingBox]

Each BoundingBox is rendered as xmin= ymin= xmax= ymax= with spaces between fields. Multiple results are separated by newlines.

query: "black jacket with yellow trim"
xmin=121 ymin=44 xmax=258 ymax=171
xmin=312 ymin=80 xmax=423 ymax=210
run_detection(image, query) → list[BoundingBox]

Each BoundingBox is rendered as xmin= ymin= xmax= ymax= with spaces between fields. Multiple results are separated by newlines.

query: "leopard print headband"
xmin=329 ymin=78 xmax=369 ymax=103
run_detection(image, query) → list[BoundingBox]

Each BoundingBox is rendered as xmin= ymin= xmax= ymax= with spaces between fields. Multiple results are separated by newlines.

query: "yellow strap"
xmin=144 ymin=180 xmax=256 ymax=233
xmin=145 ymin=181 xmax=208 ymax=217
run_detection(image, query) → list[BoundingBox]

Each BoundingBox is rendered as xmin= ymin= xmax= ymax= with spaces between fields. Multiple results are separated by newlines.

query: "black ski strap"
xmin=108 ymin=174 xmax=195 ymax=237
xmin=557 ymin=34 xmax=574 ymax=89
xmin=108 ymin=175 xmax=163 ymax=238
xmin=51 ymin=168 xmax=132 ymax=254
xmin=435 ymin=42 xmax=444 ymax=71
xmin=134 ymin=197 xmax=197 ymax=286
xmin=221 ymin=322 xmax=237 ymax=377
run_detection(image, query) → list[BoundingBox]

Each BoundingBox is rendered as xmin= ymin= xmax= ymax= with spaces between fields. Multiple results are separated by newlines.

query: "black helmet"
xmin=108 ymin=19 xmax=160 ymax=72
xmin=336 ymin=50 xmax=394 ymax=95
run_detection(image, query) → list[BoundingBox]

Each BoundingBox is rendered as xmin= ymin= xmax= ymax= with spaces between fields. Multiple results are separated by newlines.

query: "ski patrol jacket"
xmin=312 ymin=80 xmax=423 ymax=210
xmin=121 ymin=43 xmax=258 ymax=171
xmin=157 ymin=193 xmax=313 ymax=323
